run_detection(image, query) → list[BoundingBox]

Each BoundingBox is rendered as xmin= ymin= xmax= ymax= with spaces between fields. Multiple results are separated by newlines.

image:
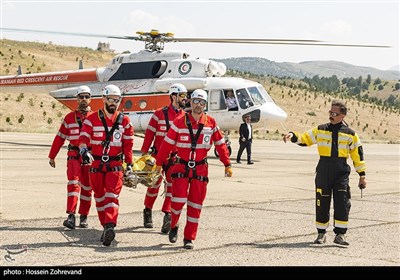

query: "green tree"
xmin=374 ymin=78 xmax=382 ymax=85
xmin=361 ymin=82 xmax=369 ymax=91
xmin=385 ymin=94 xmax=398 ymax=107
xmin=357 ymin=76 xmax=363 ymax=87
xmin=346 ymin=77 xmax=357 ymax=87
xmin=351 ymin=86 xmax=361 ymax=95
xmin=366 ymin=74 xmax=372 ymax=85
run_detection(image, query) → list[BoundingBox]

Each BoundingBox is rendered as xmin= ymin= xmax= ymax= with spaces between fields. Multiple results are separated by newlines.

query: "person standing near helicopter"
xmin=48 ymin=85 xmax=93 ymax=230
xmin=155 ymin=89 xmax=232 ymax=249
xmin=283 ymin=100 xmax=366 ymax=246
xmin=78 ymin=84 xmax=134 ymax=246
xmin=140 ymin=83 xmax=188 ymax=233
xmin=236 ymin=114 xmax=254 ymax=164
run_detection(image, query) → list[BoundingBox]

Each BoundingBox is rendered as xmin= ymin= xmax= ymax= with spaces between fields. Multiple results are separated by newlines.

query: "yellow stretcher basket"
xmin=123 ymin=155 xmax=162 ymax=188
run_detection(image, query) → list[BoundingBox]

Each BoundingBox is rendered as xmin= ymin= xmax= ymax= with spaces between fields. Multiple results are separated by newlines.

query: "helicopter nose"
xmin=259 ymin=102 xmax=287 ymax=121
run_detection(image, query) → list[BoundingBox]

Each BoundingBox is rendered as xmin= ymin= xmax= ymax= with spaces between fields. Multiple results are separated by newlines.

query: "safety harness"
xmin=66 ymin=112 xmax=84 ymax=161
xmin=150 ymin=106 xmax=170 ymax=156
xmin=76 ymin=114 xmax=82 ymax=129
xmin=171 ymin=113 xmax=208 ymax=182
xmin=163 ymin=106 xmax=170 ymax=131
xmin=90 ymin=110 xmax=124 ymax=173
xmin=160 ymin=106 xmax=179 ymax=172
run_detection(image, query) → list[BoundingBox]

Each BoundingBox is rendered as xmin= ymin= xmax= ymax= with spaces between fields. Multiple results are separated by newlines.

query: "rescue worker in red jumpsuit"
xmin=78 ymin=84 xmax=134 ymax=246
xmin=48 ymin=85 xmax=93 ymax=229
xmin=283 ymin=100 xmax=367 ymax=246
xmin=156 ymin=89 xmax=233 ymax=249
xmin=141 ymin=83 xmax=187 ymax=233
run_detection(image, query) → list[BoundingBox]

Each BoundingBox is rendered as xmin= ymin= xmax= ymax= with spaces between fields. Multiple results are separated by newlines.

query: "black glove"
xmin=79 ymin=148 xmax=94 ymax=165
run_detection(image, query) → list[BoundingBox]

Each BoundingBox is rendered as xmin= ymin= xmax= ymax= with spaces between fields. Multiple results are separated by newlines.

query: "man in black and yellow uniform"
xmin=283 ymin=100 xmax=366 ymax=246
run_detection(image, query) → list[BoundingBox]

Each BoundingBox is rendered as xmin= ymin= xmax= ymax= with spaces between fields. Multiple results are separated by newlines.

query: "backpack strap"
xmin=162 ymin=106 xmax=170 ymax=131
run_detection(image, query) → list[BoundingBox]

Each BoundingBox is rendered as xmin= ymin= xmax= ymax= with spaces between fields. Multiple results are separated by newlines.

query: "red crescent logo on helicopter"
xmin=178 ymin=61 xmax=192 ymax=75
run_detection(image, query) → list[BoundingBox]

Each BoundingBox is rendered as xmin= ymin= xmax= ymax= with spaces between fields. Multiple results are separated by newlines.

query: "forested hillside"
xmin=1 ymin=39 xmax=399 ymax=143
xmin=216 ymin=57 xmax=400 ymax=80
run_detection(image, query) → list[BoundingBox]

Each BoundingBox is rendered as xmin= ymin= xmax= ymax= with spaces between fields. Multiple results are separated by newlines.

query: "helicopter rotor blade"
xmin=1 ymin=28 xmax=320 ymax=43
xmin=169 ymin=38 xmax=390 ymax=48
xmin=168 ymin=38 xmax=323 ymax=43
xmin=1 ymin=27 xmax=390 ymax=48
xmin=0 ymin=27 xmax=142 ymax=41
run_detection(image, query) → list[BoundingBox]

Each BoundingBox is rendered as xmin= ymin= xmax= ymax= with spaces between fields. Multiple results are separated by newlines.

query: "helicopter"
xmin=0 ymin=28 xmax=389 ymax=156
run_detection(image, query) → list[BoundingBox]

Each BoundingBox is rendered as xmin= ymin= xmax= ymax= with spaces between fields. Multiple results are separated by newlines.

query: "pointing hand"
xmin=283 ymin=133 xmax=293 ymax=143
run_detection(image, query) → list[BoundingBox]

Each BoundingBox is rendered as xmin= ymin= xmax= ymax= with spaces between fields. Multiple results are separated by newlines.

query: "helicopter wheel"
xmin=214 ymin=145 xmax=232 ymax=158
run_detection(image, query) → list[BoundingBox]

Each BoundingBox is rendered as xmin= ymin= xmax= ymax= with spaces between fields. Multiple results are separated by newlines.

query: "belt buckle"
xmin=188 ymin=160 xmax=195 ymax=168
xmin=101 ymin=154 xmax=110 ymax=162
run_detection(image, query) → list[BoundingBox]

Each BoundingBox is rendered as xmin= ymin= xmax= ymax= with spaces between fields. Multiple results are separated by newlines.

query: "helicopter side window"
xmin=224 ymin=89 xmax=238 ymax=111
xmin=209 ymin=90 xmax=226 ymax=111
xmin=109 ymin=61 xmax=168 ymax=80
xmin=236 ymin=89 xmax=254 ymax=109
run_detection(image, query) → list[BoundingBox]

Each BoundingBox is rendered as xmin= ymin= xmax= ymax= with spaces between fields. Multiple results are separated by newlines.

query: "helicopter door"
xmin=208 ymin=90 xmax=227 ymax=111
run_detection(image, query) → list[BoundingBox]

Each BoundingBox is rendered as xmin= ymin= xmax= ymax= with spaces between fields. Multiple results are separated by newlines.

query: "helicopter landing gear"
xmin=214 ymin=131 xmax=232 ymax=158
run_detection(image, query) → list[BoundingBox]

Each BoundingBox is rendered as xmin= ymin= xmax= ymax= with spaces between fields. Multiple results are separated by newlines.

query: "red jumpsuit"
xmin=48 ymin=111 xmax=93 ymax=216
xmin=79 ymin=110 xmax=134 ymax=227
xmin=141 ymin=104 xmax=184 ymax=213
xmin=156 ymin=112 xmax=230 ymax=241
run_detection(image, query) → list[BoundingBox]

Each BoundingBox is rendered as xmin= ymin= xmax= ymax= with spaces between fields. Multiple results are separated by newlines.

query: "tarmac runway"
xmin=0 ymin=132 xmax=399 ymax=269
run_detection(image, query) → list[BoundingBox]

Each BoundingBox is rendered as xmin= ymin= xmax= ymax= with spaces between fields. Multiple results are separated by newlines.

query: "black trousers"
xmin=236 ymin=140 xmax=252 ymax=163
xmin=315 ymin=157 xmax=351 ymax=234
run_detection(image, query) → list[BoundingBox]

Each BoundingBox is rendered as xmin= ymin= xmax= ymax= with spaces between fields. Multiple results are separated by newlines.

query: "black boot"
xmin=63 ymin=213 xmax=76 ymax=229
xmin=169 ymin=226 xmax=179 ymax=243
xmin=161 ymin=213 xmax=171 ymax=234
xmin=102 ymin=223 xmax=115 ymax=247
xmin=183 ymin=238 xmax=194 ymax=249
xmin=79 ymin=215 xmax=88 ymax=228
xmin=143 ymin=208 xmax=153 ymax=228
xmin=334 ymin=233 xmax=349 ymax=246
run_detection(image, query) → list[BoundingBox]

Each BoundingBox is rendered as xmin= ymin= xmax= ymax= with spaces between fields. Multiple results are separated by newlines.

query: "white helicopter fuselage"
xmin=0 ymin=49 xmax=287 ymax=132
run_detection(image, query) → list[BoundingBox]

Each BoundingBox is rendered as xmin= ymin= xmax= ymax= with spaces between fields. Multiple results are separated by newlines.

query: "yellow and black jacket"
xmin=290 ymin=122 xmax=366 ymax=176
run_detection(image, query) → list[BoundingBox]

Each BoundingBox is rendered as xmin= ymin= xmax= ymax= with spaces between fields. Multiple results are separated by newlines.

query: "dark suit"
xmin=237 ymin=122 xmax=253 ymax=164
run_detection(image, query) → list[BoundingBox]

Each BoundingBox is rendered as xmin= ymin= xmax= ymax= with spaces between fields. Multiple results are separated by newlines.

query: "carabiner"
xmin=101 ymin=154 xmax=110 ymax=162
xmin=188 ymin=160 xmax=195 ymax=168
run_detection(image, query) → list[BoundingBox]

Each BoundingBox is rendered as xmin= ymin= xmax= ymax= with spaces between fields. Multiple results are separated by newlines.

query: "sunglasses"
xmin=192 ymin=99 xmax=206 ymax=106
xmin=178 ymin=93 xmax=187 ymax=98
xmin=78 ymin=95 xmax=90 ymax=99
xmin=106 ymin=97 xmax=121 ymax=103
xmin=329 ymin=111 xmax=340 ymax=117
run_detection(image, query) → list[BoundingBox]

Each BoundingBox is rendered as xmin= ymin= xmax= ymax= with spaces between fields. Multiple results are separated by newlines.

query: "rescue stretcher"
xmin=123 ymin=154 xmax=163 ymax=189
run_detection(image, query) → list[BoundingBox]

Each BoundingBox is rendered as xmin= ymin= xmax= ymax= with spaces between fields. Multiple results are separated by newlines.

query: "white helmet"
xmin=168 ymin=83 xmax=187 ymax=95
xmin=191 ymin=89 xmax=208 ymax=102
xmin=76 ymin=85 xmax=91 ymax=96
xmin=102 ymin=84 xmax=121 ymax=97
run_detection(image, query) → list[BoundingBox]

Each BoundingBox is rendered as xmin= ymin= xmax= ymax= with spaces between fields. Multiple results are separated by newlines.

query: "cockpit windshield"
xmin=236 ymin=89 xmax=254 ymax=109
xmin=247 ymin=86 xmax=266 ymax=105
xmin=236 ymin=86 xmax=271 ymax=109
xmin=257 ymin=86 xmax=274 ymax=103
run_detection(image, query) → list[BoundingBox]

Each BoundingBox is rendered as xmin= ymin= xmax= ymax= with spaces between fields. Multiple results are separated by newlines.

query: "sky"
xmin=1 ymin=0 xmax=399 ymax=71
